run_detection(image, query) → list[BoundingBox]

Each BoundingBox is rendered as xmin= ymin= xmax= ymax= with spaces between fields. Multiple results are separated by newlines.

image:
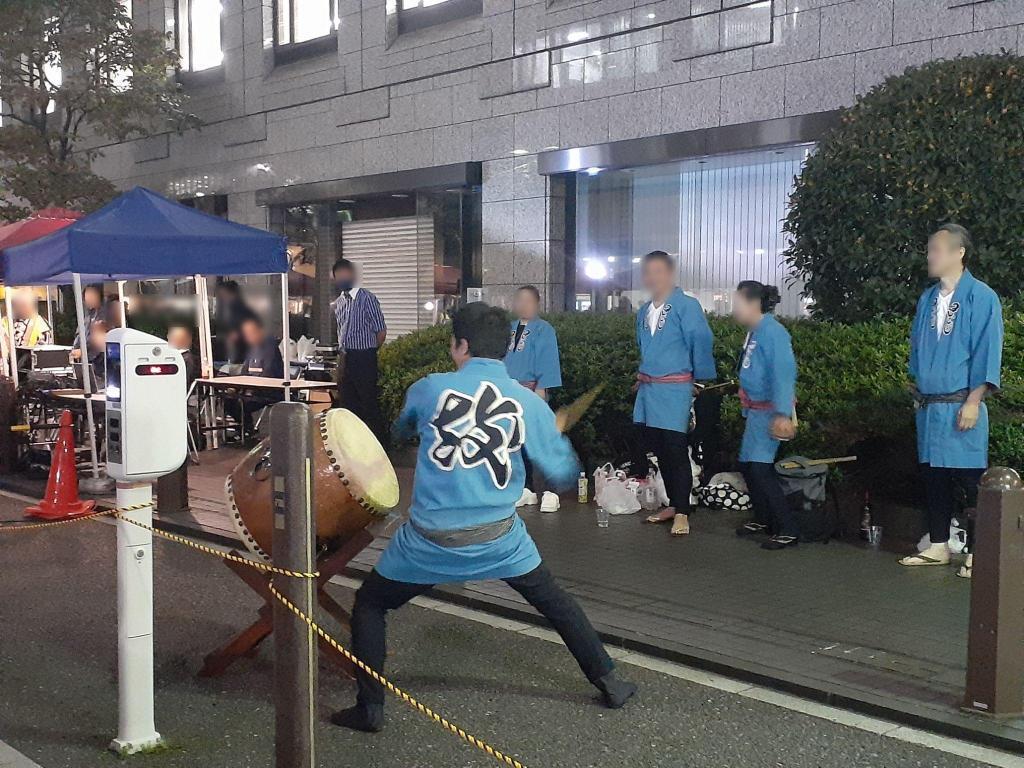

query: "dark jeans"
xmin=921 ymin=464 xmax=984 ymax=548
xmin=638 ymin=426 xmax=692 ymax=511
xmin=351 ymin=566 xmax=614 ymax=708
xmin=741 ymin=461 xmax=798 ymax=537
xmin=339 ymin=348 xmax=387 ymax=446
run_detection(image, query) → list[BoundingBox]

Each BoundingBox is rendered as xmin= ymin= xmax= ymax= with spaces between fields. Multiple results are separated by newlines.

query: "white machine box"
xmin=105 ymin=328 xmax=187 ymax=482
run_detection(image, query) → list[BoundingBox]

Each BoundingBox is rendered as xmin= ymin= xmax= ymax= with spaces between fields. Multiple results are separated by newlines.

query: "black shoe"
xmin=761 ymin=535 xmax=798 ymax=551
xmin=330 ymin=704 xmax=384 ymax=732
xmin=736 ymin=521 xmax=769 ymax=537
xmin=595 ymin=671 xmax=638 ymax=709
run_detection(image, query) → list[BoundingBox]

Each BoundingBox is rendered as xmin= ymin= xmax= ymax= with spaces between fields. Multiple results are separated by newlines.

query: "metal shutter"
xmin=341 ymin=216 xmax=432 ymax=340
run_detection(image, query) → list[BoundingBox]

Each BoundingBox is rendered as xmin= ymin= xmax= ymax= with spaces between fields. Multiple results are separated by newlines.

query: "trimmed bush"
xmin=784 ymin=53 xmax=1024 ymax=322
xmin=379 ymin=312 xmax=1024 ymax=495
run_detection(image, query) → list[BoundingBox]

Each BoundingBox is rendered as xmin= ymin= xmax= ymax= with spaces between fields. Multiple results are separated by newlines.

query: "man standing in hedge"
xmin=634 ymin=251 xmax=716 ymax=536
xmin=900 ymin=224 xmax=1002 ymax=571
xmin=505 ymin=285 xmax=564 ymax=513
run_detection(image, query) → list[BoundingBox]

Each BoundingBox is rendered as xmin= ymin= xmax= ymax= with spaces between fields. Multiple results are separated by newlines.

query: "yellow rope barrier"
xmin=0 ymin=502 xmax=318 ymax=579
xmin=108 ymin=511 xmax=319 ymax=580
xmin=2 ymin=497 xmax=526 ymax=767
xmin=268 ymin=581 xmax=528 ymax=768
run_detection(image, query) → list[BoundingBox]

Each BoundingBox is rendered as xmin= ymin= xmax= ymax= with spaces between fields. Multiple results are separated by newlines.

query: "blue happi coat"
xmin=738 ymin=314 xmax=798 ymax=464
xmin=379 ymin=357 xmax=581 ymax=584
xmin=909 ymin=270 xmax=1003 ymax=469
xmin=633 ymin=288 xmax=716 ymax=433
xmin=503 ymin=317 xmax=562 ymax=390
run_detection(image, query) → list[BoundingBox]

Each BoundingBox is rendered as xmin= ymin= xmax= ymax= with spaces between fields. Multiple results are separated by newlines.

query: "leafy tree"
xmin=784 ymin=53 xmax=1024 ymax=322
xmin=0 ymin=0 xmax=197 ymax=220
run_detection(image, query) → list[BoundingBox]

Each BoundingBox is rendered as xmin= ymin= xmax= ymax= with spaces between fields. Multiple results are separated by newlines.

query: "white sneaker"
xmin=540 ymin=491 xmax=560 ymax=513
xmin=516 ymin=488 xmax=538 ymax=507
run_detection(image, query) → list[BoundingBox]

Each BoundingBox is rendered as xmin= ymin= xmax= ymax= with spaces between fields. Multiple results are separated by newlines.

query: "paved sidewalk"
xmin=3 ymin=447 xmax=1021 ymax=752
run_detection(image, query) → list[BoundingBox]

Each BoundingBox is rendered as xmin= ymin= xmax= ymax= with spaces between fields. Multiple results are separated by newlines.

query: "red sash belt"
xmin=738 ymin=387 xmax=774 ymax=411
xmin=636 ymin=372 xmax=694 ymax=384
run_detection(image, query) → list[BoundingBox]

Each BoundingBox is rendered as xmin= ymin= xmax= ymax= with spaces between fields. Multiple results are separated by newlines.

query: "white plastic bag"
xmin=645 ymin=456 xmax=671 ymax=507
xmin=596 ymin=477 xmax=641 ymax=515
xmin=593 ymin=462 xmax=614 ymax=499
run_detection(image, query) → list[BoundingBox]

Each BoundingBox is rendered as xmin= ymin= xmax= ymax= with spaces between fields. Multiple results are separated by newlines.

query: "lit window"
xmin=43 ymin=56 xmax=61 ymax=114
xmin=112 ymin=0 xmax=133 ymax=91
xmin=398 ymin=0 xmax=481 ymax=33
xmin=176 ymin=0 xmax=224 ymax=72
xmin=401 ymin=0 xmax=457 ymax=8
xmin=276 ymin=0 xmax=338 ymax=45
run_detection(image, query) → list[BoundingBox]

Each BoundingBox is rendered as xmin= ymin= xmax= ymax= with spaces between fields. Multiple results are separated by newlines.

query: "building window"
xmin=175 ymin=0 xmax=224 ymax=73
xmin=398 ymin=0 xmax=482 ymax=34
xmin=573 ymin=145 xmax=812 ymax=316
xmin=274 ymin=0 xmax=338 ymax=63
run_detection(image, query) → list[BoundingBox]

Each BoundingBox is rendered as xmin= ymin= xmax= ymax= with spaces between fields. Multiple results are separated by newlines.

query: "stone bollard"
xmin=963 ymin=466 xmax=1024 ymax=717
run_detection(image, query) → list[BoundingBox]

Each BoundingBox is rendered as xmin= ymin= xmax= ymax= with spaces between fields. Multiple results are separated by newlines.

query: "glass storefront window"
xmin=574 ymin=145 xmax=812 ymax=316
xmin=269 ymin=188 xmax=480 ymax=343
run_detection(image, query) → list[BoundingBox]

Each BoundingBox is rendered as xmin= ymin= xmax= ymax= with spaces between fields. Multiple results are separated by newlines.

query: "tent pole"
xmin=72 ymin=273 xmax=103 ymax=485
xmin=193 ymin=276 xmax=209 ymax=378
xmin=45 ymin=285 xmax=53 ymax=330
xmin=117 ymin=280 xmax=127 ymax=328
xmin=280 ymin=273 xmax=291 ymax=402
xmin=4 ymin=289 xmax=19 ymax=387
xmin=197 ymin=275 xmax=218 ymax=449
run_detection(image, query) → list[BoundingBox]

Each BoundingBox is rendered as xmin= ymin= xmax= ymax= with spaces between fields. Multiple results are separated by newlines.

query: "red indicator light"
xmin=134 ymin=364 xmax=180 ymax=376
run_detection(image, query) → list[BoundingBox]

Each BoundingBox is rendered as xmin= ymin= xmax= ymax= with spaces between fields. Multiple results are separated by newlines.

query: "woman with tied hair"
xmin=732 ymin=281 xmax=800 ymax=551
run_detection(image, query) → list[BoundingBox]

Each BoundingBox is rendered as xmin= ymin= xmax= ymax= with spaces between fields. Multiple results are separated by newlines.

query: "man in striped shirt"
xmin=333 ymin=258 xmax=388 ymax=444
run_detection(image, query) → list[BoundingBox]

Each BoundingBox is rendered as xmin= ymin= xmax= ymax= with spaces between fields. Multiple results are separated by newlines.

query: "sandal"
xmin=898 ymin=553 xmax=950 ymax=567
xmin=646 ymin=507 xmax=676 ymax=524
xmin=670 ymin=513 xmax=690 ymax=536
xmin=736 ymin=521 xmax=768 ymax=537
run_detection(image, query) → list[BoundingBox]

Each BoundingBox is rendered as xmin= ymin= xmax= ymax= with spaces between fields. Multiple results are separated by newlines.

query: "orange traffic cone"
xmin=26 ymin=409 xmax=97 ymax=520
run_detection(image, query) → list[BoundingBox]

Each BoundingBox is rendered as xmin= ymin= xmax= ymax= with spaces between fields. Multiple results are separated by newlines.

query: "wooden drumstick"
xmin=555 ymin=383 xmax=606 ymax=433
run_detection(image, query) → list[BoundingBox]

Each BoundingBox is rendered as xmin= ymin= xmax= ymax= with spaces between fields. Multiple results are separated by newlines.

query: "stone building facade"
xmin=94 ymin=0 xmax=1024 ymax=328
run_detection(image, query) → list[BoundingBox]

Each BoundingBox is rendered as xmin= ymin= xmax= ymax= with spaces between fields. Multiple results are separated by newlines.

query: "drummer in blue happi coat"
xmin=900 ymin=224 xmax=1003 ymax=573
xmin=504 ymin=285 xmax=564 ymax=513
xmin=730 ymin=281 xmax=800 ymax=551
xmin=635 ymin=250 xmax=717 ymax=536
xmin=331 ymin=303 xmax=636 ymax=733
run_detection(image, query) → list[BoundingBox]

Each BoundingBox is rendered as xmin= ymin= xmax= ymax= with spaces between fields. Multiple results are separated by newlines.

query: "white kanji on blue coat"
xmin=428 ymin=381 xmax=526 ymax=488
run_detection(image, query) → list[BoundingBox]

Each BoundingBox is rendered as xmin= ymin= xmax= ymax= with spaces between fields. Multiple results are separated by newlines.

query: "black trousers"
xmin=921 ymin=464 xmax=984 ymax=548
xmin=524 ymin=450 xmax=549 ymax=495
xmin=351 ymin=566 xmax=614 ymax=708
xmin=741 ymin=461 xmax=798 ymax=537
xmin=339 ymin=348 xmax=387 ymax=446
xmin=638 ymin=426 xmax=692 ymax=511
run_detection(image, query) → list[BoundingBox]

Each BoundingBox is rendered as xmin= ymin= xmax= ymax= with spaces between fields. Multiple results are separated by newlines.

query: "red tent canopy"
xmin=0 ymin=208 xmax=83 ymax=252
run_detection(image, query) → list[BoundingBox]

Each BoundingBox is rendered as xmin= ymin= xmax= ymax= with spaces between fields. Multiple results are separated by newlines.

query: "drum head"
xmin=319 ymin=408 xmax=399 ymax=514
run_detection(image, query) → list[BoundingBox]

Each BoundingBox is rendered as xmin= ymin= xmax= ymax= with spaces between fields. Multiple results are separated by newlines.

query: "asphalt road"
xmin=0 ymin=494 xmax=1005 ymax=768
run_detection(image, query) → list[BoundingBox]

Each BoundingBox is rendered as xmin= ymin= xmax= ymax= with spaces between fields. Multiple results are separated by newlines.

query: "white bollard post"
xmin=109 ymin=480 xmax=162 ymax=756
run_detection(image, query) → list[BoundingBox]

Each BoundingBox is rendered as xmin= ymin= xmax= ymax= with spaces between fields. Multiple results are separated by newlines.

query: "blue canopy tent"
xmin=1 ymin=187 xmax=290 ymax=488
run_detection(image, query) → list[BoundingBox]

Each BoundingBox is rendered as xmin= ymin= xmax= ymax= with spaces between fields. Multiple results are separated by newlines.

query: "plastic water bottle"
xmin=859 ymin=491 xmax=873 ymax=541
xmin=577 ymin=471 xmax=588 ymax=503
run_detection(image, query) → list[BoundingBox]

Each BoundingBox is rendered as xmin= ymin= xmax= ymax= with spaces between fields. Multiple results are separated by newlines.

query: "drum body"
xmin=226 ymin=408 xmax=400 ymax=560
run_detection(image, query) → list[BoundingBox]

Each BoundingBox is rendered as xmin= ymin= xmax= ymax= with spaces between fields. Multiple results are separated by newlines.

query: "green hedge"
xmin=784 ymin=53 xmax=1024 ymax=322
xmin=379 ymin=312 xmax=1024 ymax=490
